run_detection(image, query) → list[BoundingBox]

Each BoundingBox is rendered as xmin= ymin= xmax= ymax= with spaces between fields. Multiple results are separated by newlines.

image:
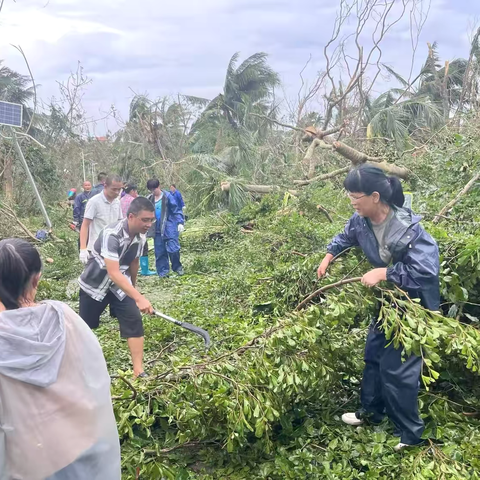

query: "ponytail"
xmin=387 ymin=176 xmax=405 ymax=208
xmin=344 ymin=164 xmax=405 ymax=207
xmin=0 ymin=239 xmax=42 ymax=310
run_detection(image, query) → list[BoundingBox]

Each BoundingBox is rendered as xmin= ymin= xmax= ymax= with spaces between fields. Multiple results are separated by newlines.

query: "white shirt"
xmin=83 ymin=191 xmax=123 ymax=251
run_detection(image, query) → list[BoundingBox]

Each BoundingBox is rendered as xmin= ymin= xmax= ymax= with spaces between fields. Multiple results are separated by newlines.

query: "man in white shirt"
xmin=79 ymin=175 xmax=124 ymax=264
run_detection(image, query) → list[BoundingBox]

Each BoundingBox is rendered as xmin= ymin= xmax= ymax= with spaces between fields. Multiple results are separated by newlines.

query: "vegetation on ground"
xmin=2 ymin=1 xmax=480 ymax=477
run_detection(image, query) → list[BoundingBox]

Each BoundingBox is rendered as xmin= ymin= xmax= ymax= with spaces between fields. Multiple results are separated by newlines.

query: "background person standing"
xmin=89 ymin=172 xmax=108 ymax=197
xmin=79 ymin=175 xmax=123 ymax=265
xmin=120 ymin=184 xmax=138 ymax=218
xmin=73 ymin=180 xmax=92 ymax=229
xmin=169 ymin=184 xmax=185 ymax=210
xmin=147 ymin=179 xmax=184 ymax=277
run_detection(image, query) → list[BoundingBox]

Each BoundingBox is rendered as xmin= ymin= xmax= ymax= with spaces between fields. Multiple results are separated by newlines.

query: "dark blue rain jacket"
xmin=327 ymin=208 xmax=440 ymax=311
xmin=146 ymin=191 xmax=184 ymax=240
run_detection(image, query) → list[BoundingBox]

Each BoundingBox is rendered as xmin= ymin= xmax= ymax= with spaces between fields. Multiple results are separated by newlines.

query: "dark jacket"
xmin=172 ymin=189 xmax=185 ymax=209
xmin=146 ymin=191 xmax=184 ymax=239
xmin=73 ymin=191 xmax=91 ymax=225
xmin=327 ymin=208 xmax=440 ymax=311
xmin=89 ymin=183 xmax=104 ymax=198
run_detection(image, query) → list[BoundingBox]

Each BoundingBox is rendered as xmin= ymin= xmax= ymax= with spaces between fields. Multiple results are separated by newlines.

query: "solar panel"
xmin=0 ymin=100 xmax=23 ymax=127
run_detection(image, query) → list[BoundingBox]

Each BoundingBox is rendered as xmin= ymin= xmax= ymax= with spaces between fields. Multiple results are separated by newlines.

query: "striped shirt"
xmin=83 ymin=191 xmax=123 ymax=251
xmin=79 ymin=219 xmax=146 ymax=301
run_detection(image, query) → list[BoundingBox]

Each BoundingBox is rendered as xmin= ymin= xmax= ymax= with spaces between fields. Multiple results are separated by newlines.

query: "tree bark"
xmin=304 ymin=139 xmax=333 ymax=179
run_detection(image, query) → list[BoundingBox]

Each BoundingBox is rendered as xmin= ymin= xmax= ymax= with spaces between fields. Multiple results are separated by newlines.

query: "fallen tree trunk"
xmin=304 ymin=138 xmax=333 ymax=179
xmin=220 ymin=182 xmax=298 ymax=196
xmin=433 ymin=171 xmax=480 ymax=223
xmin=293 ymin=166 xmax=350 ymax=186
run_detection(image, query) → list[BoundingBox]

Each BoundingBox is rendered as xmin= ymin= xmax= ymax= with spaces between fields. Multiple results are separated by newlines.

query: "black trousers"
xmin=79 ymin=289 xmax=144 ymax=338
xmin=359 ymin=322 xmax=424 ymax=444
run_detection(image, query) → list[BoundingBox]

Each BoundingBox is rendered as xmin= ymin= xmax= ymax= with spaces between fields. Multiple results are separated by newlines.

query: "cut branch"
xmin=304 ymin=138 xmax=333 ymax=179
xmin=433 ymin=171 xmax=480 ymax=223
xmin=326 ymin=138 xmax=383 ymax=164
xmin=296 ymin=277 xmax=362 ymax=310
xmin=317 ymin=205 xmax=333 ymax=223
xmin=293 ymin=166 xmax=350 ymax=186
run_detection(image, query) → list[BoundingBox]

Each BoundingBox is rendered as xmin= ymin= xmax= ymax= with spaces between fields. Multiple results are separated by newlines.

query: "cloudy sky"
xmin=1 ymin=0 xmax=479 ymax=134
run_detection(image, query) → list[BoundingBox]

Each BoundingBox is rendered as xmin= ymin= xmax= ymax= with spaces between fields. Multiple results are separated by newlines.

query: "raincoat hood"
xmin=0 ymin=301 xmax=66 ymax=387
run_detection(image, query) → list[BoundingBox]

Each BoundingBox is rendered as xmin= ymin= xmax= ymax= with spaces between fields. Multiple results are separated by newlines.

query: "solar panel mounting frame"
xmin=0 ymin=100 xmax=23 ymax=127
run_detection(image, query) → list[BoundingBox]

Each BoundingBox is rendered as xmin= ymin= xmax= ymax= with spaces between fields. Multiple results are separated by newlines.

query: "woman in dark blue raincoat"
xmin=317 ymin=164 xmax=440 ymax=452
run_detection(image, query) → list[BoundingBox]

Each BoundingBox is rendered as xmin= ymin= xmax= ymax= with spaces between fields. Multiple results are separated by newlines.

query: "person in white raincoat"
xmin=0 ymin=238 xmax=120 ymax=480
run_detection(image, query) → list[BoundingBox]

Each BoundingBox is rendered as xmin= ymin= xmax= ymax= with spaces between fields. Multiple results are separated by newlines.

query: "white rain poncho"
xmin=0 ymin=301 xmax=121 ymax=480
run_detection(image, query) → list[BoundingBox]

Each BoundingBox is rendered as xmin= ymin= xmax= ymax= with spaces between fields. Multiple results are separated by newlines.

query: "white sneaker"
xmin=394 ymin=442 xmax=413 ymax=452
xmin=341 ymin=412 xmax=364 ymax=426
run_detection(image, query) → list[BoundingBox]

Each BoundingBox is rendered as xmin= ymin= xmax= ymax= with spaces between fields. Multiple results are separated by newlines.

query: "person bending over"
xmin=317 ymin=164 xmax=440 ymax=452
xmin=78 ymin=197 xmax=156 ymax=377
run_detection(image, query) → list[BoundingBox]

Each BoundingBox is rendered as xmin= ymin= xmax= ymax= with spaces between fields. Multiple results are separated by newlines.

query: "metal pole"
xmin=10 ymin=128 xmax=52 ymax=229
xmin=81 ymin=151 xmax=86 ymax=181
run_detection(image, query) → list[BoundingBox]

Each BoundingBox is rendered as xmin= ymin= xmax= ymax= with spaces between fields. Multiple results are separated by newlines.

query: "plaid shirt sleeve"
xmin=121 ymin=195 xmax=134 ymax=218
xmin=83 ymin=196 xmax=97 ymax=220
xmin=101 ymin=230 xmax=121 ymax=262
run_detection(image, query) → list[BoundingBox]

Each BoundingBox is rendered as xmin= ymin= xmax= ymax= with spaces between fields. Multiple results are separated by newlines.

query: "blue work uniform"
xmin=171 ymin=189 xmax=185 ymax=209
xmin=327 ymin=207 xmax=440 ymax=445
xmin=73 ymin=191 xmax=91 ymax=226
xmin=147 ymin=191 xmax=184 ymax=276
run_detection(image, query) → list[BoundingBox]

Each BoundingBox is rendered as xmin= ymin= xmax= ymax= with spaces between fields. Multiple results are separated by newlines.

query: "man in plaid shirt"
xmin=79 ymin=197 xmax=156 ymax=378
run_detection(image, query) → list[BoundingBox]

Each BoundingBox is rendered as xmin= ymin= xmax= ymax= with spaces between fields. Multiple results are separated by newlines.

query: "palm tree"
xmin=194 ymin=52 xmax=280 ymax=133
xmin=365 ymin=44 xmax=467 ymax=149
xmin=204 ymin=52 xmax=280 ymax=129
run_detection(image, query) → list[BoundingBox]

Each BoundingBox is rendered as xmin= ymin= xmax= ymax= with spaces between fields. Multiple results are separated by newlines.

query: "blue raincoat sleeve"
xmin=326 ymin=215 xmax=359 ymax=257
xmin=167 ymin=193 xmax=184 ymax=225
xmin=73 ymin=195 xmax=82 ymax=224
xmin=386 ymin=226 xmax=440 ymax=308
xmin=175 ymin=190 xmax=185 ymax=209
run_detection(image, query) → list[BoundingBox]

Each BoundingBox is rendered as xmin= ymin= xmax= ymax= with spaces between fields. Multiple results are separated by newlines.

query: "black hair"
xmin=147 ymin=178 xmax=160 ymax=191
xmin=344 ymin=164 xmax=405 ymax=208
xmin=127 ymin=197 xmax=155 ymax=216
xmin=105 ymin=175 xmax=123 ymax=186
xmin=170 ymin=184 xmax=176 ymax=189
xmin=0 ymin=239 xmax=42 ymax=310
xmin=97 ymin=172 xmax=107 ymax=182
xmin=125 ymin=184 xmax=137 ymax=194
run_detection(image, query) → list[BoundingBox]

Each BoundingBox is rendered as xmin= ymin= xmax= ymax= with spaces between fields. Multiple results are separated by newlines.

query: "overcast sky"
xmin=1 ymin=0 xmax=479 ymax=135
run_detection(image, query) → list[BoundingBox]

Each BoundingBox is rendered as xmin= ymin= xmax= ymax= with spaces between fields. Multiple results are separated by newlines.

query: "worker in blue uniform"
xmin=317 ymin=164 xmax=440 ymax=452
xmin=146 ymin=179 xmax=185 ymax=277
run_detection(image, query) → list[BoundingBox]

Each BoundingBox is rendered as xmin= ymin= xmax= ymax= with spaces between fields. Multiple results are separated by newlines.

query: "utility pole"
xmin=10 ymin=127 xmax=52 ymax=229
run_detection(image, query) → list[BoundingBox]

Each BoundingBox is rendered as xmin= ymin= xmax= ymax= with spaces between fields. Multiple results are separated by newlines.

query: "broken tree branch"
xmin=0 ymin=203 xmax=39 ymax=242
xmin=433 ymin=171 xmax=480 ymax=223
xmin=317 ymin=205 xmax=334 ymax=223
xmin=293 ymin=166 xmax=351 ymax=186
xmin=220 ymin=182 xmax=298 ymax=196
xmin=296 ymin=277 xmax=362 ymax=310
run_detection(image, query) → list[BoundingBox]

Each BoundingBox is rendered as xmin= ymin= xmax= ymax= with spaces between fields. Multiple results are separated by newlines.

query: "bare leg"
xmin=127 ymin=337 xmax=145 ymax=376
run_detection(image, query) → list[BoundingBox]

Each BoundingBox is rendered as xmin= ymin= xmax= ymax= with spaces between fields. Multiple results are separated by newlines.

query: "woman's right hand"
xmin=317 ymin=254 xmax=333 ymax=278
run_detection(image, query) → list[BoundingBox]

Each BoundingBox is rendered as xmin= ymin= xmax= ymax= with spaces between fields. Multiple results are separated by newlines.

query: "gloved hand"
xmin=79 ymin=249 xmax=89 ymax=265
xmin=178 ymin=224 xmax=185 ymax=234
